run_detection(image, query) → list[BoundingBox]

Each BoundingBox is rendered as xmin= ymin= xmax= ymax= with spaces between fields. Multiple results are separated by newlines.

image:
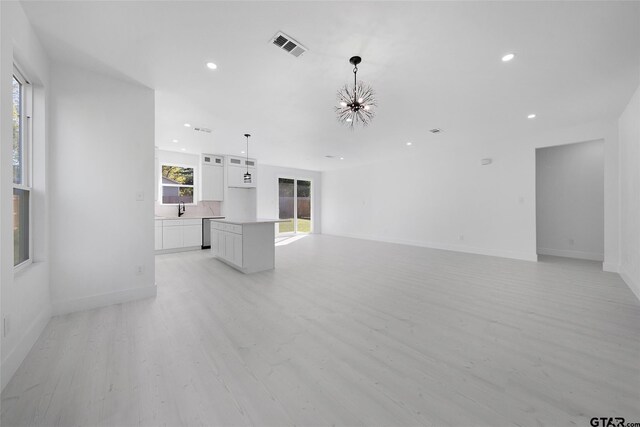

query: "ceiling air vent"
xmin=429 ymin=128 xmax=443 ymax=134
xmin=271 ymin=31 xmax=307 ymax=58
xmin=194 ymin=127 xmax=212 ymax=133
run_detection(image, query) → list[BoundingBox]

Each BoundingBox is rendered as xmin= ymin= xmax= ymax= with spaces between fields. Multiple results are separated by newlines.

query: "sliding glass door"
xmin=278 ymin=178 xmax=312 ymax=234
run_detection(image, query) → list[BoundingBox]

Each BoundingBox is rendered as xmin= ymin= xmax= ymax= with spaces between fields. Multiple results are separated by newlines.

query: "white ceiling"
xmin=21 ymin=1 xmax=640 ymax=171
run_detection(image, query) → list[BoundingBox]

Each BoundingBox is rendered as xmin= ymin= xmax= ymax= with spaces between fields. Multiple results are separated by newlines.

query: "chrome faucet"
xmin=178 ymin=202 xmax=185 ymax=217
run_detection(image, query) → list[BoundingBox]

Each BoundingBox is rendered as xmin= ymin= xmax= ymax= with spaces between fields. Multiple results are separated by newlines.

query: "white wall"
xmin=257 ymin=164 xmax=322 ymax=233
xmin=49 ymin=62 xmax=156 ymax=315
xmin=322 ymin=120 xmax=618 ymax=263
xmin=618 ymin=83 xmax=640 ymax=300
xmin=0 ymin=1 xmax=52 ymax=391
xmin=536 ymin=140 xmax=604 ymax=261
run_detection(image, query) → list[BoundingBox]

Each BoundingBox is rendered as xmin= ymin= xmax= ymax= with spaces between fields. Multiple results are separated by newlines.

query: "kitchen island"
xmin=209 ymin=219 xmax=286 ymax=274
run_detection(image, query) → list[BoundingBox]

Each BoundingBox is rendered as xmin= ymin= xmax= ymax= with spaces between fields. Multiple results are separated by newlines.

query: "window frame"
xmin=159 ymin=163 xmax=197 ymax=206
xmin=12 ymin=65 xmax=33 ymax=270
xmin=277 ymin=176 xmax=313 ymax=235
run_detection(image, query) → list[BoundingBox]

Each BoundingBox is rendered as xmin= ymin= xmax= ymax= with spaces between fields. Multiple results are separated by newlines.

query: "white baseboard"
xmin=602 ymin=262 xmax=620 ymax=273
xmin=537 ymin=247 xmax=604 ymax=261
xmin=155 ymin=246 xmax=201 ymax=255
xmin=620 ymin=268 xmax=640 ymax=303
xmin=324 ymin=232 xmax=538 ymax=262
xmin=1 ymin=306 xmax=52 ymax=391
xmin=52 ymin=285 xmax=157 ymax=316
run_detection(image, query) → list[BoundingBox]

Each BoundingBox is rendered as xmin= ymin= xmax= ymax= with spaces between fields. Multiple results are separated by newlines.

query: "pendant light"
xmin=336 ymin=56 xmax=376 ymax=128
xmin=243 ymin=133 xmax=252 ymax=183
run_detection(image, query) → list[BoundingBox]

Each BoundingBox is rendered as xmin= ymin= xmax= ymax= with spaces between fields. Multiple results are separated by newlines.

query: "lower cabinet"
xmin=183 ymin=224 xmax=202 ymax=247
xmin=155 ymin=220 xmax=163 ymax=250
xmin=210 ymin=221 xmax=276 ymax=274
xmin=157 ymin=219 xmax=202 ymax=251
xmin=211 ymin=224 xmax=243 ymax=267
xmin=162 ymin=225 xmax=183 ymax=249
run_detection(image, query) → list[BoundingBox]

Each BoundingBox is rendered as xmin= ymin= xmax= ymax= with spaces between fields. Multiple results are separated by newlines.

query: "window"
xmin=12 ymin=68 xmax=31 ymax=267
xmin=161 ymin=165 xmax=194 ymax=204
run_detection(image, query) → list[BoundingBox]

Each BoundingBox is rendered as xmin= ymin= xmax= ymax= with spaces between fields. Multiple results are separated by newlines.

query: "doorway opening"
xmin=535 ymin=140 xmax=604 ymax=262
xmin=278 ymin=178 xmax=312 ymax=235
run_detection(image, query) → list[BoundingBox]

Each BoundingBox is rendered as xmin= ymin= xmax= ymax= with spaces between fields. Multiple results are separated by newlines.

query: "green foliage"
xmin=162 ymin=165 xmax=194 ymax=185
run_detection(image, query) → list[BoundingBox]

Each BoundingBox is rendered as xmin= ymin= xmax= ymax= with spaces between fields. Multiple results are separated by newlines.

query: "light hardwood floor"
xmin=2 ymin=235 xmax=639 ymax=426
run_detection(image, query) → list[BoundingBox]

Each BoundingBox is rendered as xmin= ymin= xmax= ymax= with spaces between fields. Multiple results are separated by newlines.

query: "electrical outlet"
xmin=135 ymin=265 xmax=144 ymax=275
xmin=135 ymin=191 xmax=144 ymax=201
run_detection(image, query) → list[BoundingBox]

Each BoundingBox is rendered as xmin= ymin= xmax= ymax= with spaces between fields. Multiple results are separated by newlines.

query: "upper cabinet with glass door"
xmin=227 ymin=156 xmax=257 ymax=188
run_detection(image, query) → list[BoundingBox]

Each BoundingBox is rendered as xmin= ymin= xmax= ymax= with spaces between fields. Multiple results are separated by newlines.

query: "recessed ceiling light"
xmin=340 ymin=157 xmax=344 ymax=160
xmin=184 ymin=123 xmax=191 ymax=127
xmin=241 ymin=151 xmax=245 ymax=154
xmin=527 ymin=113 xmax=536 ymax=119
xmin=406 ymin=142 xmax=412 ymax=146
xmin=172 ymin=139 xmax=178 ymax=143
xmin=502 ymin=53 xmax=515 ymax=62
xmin=206 ymin=62 xmax=217 ymax=70
xmin=181 ymin=148 xmax=186 ymax=151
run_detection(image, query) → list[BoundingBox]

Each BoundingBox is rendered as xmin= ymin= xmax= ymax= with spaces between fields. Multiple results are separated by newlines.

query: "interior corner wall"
xmin=618 ymin=82 xmax=640 ymax=301
xmin=49 ymin=62 xmax=156 ymax=315
xmin=257 ymin=164 xmax=322 ymax=233
xmin=536 ymin=140 xmax=605 ymax=261
xmin=321 ymin=120 xmax=619 ymax=263
xmin=1 ymin=1 xmax=52 ymax=391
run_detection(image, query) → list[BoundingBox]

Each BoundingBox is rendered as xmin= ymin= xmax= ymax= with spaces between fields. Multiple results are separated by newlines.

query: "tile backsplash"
xmin=155 ymin=201 xmax=221 ymax=218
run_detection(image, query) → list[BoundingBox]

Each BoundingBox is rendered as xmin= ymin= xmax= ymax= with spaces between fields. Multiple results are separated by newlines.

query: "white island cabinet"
xmin=210 ymin=219 xmax=284 ymax=274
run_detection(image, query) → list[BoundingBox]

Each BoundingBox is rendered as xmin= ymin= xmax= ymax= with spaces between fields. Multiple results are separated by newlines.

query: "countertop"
xmin=209 ymin=218 xmax=288 ymax=225
xmin=155 ymin=216 xmax=225 ymax=220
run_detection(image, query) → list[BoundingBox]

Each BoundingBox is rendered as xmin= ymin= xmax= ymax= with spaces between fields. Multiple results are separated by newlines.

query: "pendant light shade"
xmin=243 ymin=134 xmax=252 ymax=183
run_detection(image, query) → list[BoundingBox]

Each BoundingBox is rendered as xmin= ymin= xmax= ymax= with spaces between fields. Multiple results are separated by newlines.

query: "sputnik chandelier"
xmin=336 ymin=56 xmax=376 ymax=128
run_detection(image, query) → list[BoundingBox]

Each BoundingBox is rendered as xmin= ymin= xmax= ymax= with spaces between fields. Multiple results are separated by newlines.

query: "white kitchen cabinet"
xmin=210 ymin=221 xmax=244 ymax=267
xmin=223 ymin=232 xmax=235 ymax=262
xmin=183 ymin=225 xmax=202 ymax=247
xmin=227 ymin=156 xmax=257 ymax=188
xmin=210 ymin=228 xmax=220 ymax=256
xmin=216 ymin=229 xmax=224 ymax=257
xmin=155 ymin=220 xmax=163 ymax=250
xmin=162 ymin=225 xmax=183 ymax=249
xmin=210 ymin=220 xmax=278 ymax=273
xmin=201 ymin=155 xmax=224 ymax=201
xmin=157 ymin=219 xmax=203 ymax=251
xmin=233 ymin=233 xmax=243 ymax=266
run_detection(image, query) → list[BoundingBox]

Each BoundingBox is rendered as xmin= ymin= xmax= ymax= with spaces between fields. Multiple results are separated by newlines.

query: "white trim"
xmin=1 ymin=305 xmax=51 ymax=391
xmin=602 ymin=262 xmax=619 ymax=273
xmin=537 ymin=247 xmax=604 ymax=261
xmin=619 ymin=269 xmax=640 ymax=302
xmin=52 ymin=285 xmax=157 ymax=316
xmin=154 ymin=246 xmax=201 ymax=255
xmin=12 ymin=258 xmax=33 ymax=274
xmin=324 ymin=232 xmax=538 ymax=262
xmin=276 ymin=176 xmax=313 ymax=235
